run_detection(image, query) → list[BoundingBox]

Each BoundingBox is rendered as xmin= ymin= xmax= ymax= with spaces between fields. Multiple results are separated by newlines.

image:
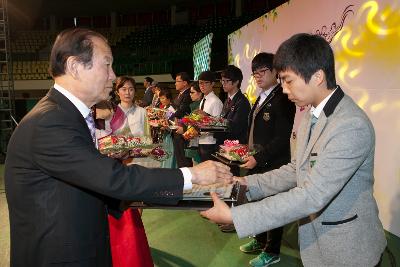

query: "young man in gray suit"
xmin=202 ymin=33 xmax=387 ymax=267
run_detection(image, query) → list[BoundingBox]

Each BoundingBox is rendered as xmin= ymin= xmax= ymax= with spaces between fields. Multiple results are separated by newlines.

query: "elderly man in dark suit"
xmin=4 ymin=28 xmax=231 ymax=267
xmin=202 ymin=33 xmax=386 ymax=267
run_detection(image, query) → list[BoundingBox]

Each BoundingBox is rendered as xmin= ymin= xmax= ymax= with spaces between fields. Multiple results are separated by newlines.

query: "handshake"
xmin=188 ymin=160 xmax=234 ymax=186
xmin=187 ymin=160 xmax=248 ymax=225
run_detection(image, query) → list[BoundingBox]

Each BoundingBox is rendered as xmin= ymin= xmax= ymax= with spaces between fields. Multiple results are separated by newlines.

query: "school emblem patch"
xmin=263 ymin=112 xmax=270 ymax=121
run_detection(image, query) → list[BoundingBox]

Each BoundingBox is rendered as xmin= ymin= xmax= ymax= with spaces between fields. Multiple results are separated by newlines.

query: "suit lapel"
xmin=174 ymin=89 xmax=186 ymax=106
xmin=222 ymin=91 xmax=241 ymax=118
xmin=296 ymin=113 xmax=311 ymax=166
xmin=47 ymin=88 xmax=93 ymax=142
xmin=300 ymin=114 xmax=327 ymax=166
xmin=298 ymin=87 xmax=345 ymax=166
xmin=254 ymin=85 xmax=279 ymax=117
xmin=248 ymin=97 xmax=260 ymax=126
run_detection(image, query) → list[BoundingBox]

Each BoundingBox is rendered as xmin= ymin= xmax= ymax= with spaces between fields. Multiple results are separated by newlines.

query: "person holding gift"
xmin=197 ymin=70 xmax=223 ymax=162
xmin=201 ymin=33 xmax=386 ymax=267
xmin=5 ymin=28 xmax=233 ymax=267
xmin=96 ymin=75 xmax=154 ymax=267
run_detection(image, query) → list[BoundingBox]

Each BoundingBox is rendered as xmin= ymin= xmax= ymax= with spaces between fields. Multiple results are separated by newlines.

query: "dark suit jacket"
xmin=170 ymin=88 xmax=192 ymax=120
xmin=216 ymin=91 xmax=251 ymax=145
xmin=248 ymin=85 xmax=296 ymax=174
xmin=142 ymin=87 xmax=154 ymax=106
xmin=5 ymin=88 xmax=184 ymax=267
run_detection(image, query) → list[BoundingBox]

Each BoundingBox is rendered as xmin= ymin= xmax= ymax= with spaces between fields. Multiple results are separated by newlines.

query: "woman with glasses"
xmin=189 ymin=81 xmax=203 ymax=111
xmin=175 ymin=82 xmax=203 ymax=164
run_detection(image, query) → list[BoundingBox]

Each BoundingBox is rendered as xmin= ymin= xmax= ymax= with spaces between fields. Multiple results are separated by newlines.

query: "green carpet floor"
xmin=142 ymin=209 xmax=400 ymax=267
xmin=1 ymin=164 xmax=399 ymax=267
xmin=142 ymin=209 xmax=302 ymax=267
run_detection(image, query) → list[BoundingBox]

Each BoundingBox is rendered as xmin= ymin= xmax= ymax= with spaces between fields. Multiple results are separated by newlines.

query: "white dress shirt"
xmin=198 ymin=91 xmax=223 ymax=144
xmin=310 ymin=88 xmax=337 ymax=118
xmin=257 ymin=85 xmax=275 ymax=107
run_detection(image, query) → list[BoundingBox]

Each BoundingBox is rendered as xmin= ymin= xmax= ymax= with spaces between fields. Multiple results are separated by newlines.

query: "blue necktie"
xmin=310 ymin=114 xmax=318 ymax=131
xmin=308 ymin=114 xmax=318 ymax=143
xmin=85 ymin=112 xmax=96 ymax=144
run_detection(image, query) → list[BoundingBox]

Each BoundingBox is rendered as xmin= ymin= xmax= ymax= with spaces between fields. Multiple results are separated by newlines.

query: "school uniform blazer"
xmin=216 ymin=91 xmax=251 ymax=145
xmin=248 ymin=85 xmax=295 ymax=174
xmin=5 ymin=88 xmax=184 ymax=267
xmin=232 ymin=87 xmax=387 ymax=266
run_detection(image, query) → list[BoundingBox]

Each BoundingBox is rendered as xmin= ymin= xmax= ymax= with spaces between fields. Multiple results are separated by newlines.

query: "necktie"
xmin=85 ymin=112 xmax=96 ymax=144
xmin=221 ymin=98 xmax=232 ymax=118
xmin=308 ymin=114 xmax=318 ymax=143
xmin=248 ymin=103 xmax=263 ymax=149
xmin=200 ymin=98 xmax=206 ymax=110
xmin=310 ymin=114 xmax=318 ymax=130
xmin=226 ymin=97 xmax=232 ymax=111
xmin=257 ymin=92 xmax=266 ymax=107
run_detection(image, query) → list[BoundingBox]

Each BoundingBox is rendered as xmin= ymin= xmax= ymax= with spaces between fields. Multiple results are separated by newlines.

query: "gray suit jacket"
xmin=232 ymin=87 xmax=386 ymax=266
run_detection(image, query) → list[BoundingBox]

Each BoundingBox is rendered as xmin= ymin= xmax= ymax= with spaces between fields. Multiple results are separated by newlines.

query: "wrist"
xmin=188 ymin=167 xmax=198 ymax=184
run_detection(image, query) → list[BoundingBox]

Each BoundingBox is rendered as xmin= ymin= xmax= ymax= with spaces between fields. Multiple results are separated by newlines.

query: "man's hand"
xmin=189 ymin=160 xmax=232 ymax=185
xmin=200 ymin=192 xmax=233 ymax=224
xmin=175 ymin=126 xmax=184 ymax=134
xmin=233 ymin=176 xmax=248 ymax=187
xmin=240 ymin=155 xmax=257 ymax=169
xmin=108 ymin=151 xmax=129 ymax=160
xmin=96 ymin=107 xmax=114 ymax=120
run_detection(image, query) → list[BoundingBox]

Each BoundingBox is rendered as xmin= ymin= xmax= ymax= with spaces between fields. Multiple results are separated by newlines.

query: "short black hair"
xmin=49 ymin=28 xmax=107 ymax=78
xmin=251 ymin=52 xmax=274 ymax=72
xmin=190 ymin=81 xmax=201 ymax=93
xmin=198 ymin=70 xmax=215 ymax=82
xmin=158 ymin=88 xmax=172 ymax=100
xmin=176 ymin=72 xmax=191 ymax=83
xmin=274 ymin=33 xmax=336 ymax=89
xmin=144 ymin=77 xmax=153 ymax=83
xmin=221 ymin=65 xmax=243 ymax=88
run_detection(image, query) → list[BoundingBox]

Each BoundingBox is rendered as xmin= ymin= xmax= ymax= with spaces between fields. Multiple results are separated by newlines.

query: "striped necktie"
xmin=85 ymin=112 xmax=96 ymax=144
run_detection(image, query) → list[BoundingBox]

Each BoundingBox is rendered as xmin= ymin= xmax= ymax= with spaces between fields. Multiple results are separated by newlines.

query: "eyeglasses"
xmin=251 ymin=68 xmax=270 ymax=78
xmin=221 ymin=79 xmax=232 ymax=84
xmin=198 ymin=81 xmax=211 ymax=86
xmin=175 ymin=80 xmax=184 ymax=83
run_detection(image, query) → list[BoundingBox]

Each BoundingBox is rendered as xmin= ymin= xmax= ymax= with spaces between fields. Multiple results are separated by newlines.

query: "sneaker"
xmin=249 ymin=252 xmax=280 ymax=267
xmin=219 ymin=224 xmax=236 ymax=233
xmin=239 ymin=239 xmax=263 ymax=253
